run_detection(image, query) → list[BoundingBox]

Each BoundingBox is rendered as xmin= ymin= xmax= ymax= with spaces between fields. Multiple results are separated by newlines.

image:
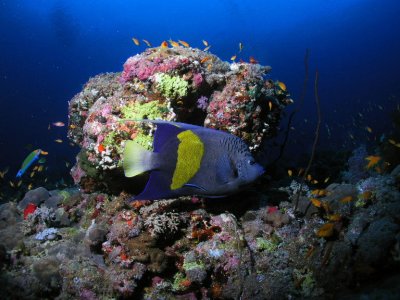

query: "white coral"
xmin=144 ymin=212 xmax=181 ymax=237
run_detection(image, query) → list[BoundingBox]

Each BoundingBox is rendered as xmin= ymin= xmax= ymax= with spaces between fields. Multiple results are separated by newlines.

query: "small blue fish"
xmin=123 ymin=121 xmax=264 ymax=200
xmin=16 ymin=149 xmax=42 ymax=178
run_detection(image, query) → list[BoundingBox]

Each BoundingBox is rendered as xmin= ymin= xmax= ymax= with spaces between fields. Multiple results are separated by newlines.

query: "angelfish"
xmin=16 ymin=149 xmax=42 ymax=178
xmin=123 ymin=121 xmax=264 ymax=200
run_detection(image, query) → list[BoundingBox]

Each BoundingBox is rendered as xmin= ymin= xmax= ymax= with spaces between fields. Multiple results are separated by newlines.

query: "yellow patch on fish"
xmin=287 ymin=169 xmax=293 ymax=177
xmin=171 ymin=130 xmax=204 ymax=190
xmin=268 ymin=101 xmax=272 ymax=111
xmin=230 ymin=55 xmax=236 ymax=61
xmin=316 ymin=222 xmax=334 ymax=238
xmin=340 ymin=195 xmax=353 ymax=204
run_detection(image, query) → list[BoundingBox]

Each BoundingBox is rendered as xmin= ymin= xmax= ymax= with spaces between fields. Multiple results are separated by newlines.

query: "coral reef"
xmin=0 ymin=162 xmax=399 ymax=299
xmin=67 ymin=46 xmax=292 ymax=193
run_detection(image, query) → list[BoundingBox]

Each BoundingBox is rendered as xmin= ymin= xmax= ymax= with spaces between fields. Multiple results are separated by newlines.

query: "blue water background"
xmin=0 ymin=0 xmax=399 ymax=181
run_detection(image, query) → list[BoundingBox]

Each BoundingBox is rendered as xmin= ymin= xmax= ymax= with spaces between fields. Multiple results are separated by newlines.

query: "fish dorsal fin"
xmin=216 ymin=154 xmax=235 ymax=185
xmin=153 ymin=122 xmax=184 ymax=152
xmin=171 ymin=130 xmax=204 ymax=190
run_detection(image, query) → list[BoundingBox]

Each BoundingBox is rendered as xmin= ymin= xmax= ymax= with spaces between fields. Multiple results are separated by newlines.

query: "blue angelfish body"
xmin=123 ymin=121 xmax=264 ymax=200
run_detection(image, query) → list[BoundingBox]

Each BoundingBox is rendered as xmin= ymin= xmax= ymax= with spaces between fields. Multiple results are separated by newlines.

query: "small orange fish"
xmin=366 ymin=126 xmax=372 ymax=133
xmin=200 ymin=56 xmax=211 ymax=64
xmin=54 ymin=139 xmax=63 ymax=143
xmin=324 ymin=177 xmax=330 ymax=183
xmin=41 ymin=151 xmax=49 ymax=155
xmin=98 ymin=144 xmax=106 ymax=153
xmin=161 ymin=41 xmax=168 ymax=48
xmin=312 ymin=179 xmax=319 ymax=184
xmin=142 ymin=39 xmax=151 ymax=47
xmin=361 ymin=190 xmax=373 ymax=200
xmin=277 ymin=81 xmax=287 ymax=91
xmin=311 ymin=189 xmax=320 ymax=196
xmin=69 ymin=124 xmax=76 ymax=129
xmin=169 ymin=40 xmax=180 ymax=47
xmin=203 ymin=45 xmax=211 ymax=51
xmin=178 ymin=40 xmax=190 ymax=47
xmin=316 ymin=222 xmax=334 ymax=238
xmin=365 ymin=155 xmax=381 ymax=169
xmin=340 ymin=195 xmax=353 ymax=204
xmin=327 ymin=214 xmax=341 ymax=222
xmin=52 ymin=122 xmax=65 ymax=127
xmin=202 ymin=40 xmax=209 ymax=47
xmin=310 ymin=198 xmax=322 ymax=208
xmin=268 ymin=101 xmax=272 ymax=111
xmin=37 ymin=165 xmax=44 ymax=172
xmin=132 ymin=38 xmax=140 ymax=46
xmin=9 ymin=181 xmax=15 ymax=188
xmin=230 ymin=55 xmax=237 ymax=61
xmin=28 ymin=183 xmax=33 ymax=190
xmin=30 ymin=171 xmax=35 ymax=178
xmin=318 ymin=189 xmax=328 ymax=197
xmin=249 ymin=56 xmax=258 ymax=64
xmin=287 ymin=169 xmax=293 ymax=177
xmin=307 ymin=174 xmax=312 ymax=181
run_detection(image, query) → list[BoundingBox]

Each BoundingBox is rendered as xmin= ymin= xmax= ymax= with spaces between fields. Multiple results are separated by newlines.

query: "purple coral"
xmin=196 ymin=96 xmax=209 ymax=111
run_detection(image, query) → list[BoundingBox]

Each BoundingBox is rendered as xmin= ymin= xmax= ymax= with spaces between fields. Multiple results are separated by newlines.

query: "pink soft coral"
xmin=120 ymin=55 xmax=190 ymax=83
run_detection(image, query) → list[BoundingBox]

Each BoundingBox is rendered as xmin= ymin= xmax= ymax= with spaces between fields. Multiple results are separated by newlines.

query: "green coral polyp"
xmin=156 ymin=73 xmax=189 ymax=99
xmin=121 ymin=100 xmax=168 ymax=120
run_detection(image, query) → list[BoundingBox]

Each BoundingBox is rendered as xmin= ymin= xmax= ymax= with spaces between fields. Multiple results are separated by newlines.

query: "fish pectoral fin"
xmin=123 ymin=141 xmax=155 ymax=177
xmin=183 ymin=183 xmax=208 ymax=192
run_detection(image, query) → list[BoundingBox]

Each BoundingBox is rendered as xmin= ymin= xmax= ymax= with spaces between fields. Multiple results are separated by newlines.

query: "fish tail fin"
xmin=123 ymin=141 xmax=156 ymax=177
